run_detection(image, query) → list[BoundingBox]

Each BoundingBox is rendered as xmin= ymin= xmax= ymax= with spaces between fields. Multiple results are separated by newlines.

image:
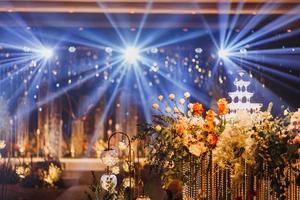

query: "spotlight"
xmin=123 ymin=47 xmax=140 ymax=64
xmin=40 ymin=48 xmax=53 ymax=59
xmin=218 ymin=49 xmax=229 ymax=59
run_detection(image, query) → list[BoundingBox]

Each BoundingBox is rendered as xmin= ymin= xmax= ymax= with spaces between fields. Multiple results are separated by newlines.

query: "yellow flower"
xmin=175 ymin=121 xmax=188 ymax=136
xmin=217 ymin=98 xmax=229 ymax=115
xmin=16 ymin=166 xmax=31 ymax=179
xmin=203 ymin=121 xmax=215 ymax=132
xmin=152 ymin=103 xmax=159 ymax=110
xmin=155 ymin=125 xmax=162 ymax=132
xmin=111 ymin=166 xmax=120 ymax=174
xmin=205 ymin=109 xmax=216 ymax=122
xmin=122 ymin=177 xmax=135 ymax=188
xmin=183 ymin=134 xmax=195 ymax=146
xmin=165 ymin=106 xmax=172 ymax=113
xmin=42 ymin=163 xmax=62 ymax=187
xmin=0 ymin=140 xmax=6 ymax=149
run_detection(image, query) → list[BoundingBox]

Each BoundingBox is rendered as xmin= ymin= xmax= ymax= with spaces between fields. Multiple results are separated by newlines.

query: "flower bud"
xmin=165 ymin=106 xmax=172 ymax=113
xmin=152 ymin=103 xmax=159 ymax=110
xmin=157 ymin=95 xmax=163 ymax=101
xmin=155 ymin=125 xmax=162 ymax=132
xmin=184 ymin=92 xmax=190 ymax=99
xmin=179 ymin=98 xmax=185 ymax=105
xmin=168 ymin=93 xmax=175 ymax=101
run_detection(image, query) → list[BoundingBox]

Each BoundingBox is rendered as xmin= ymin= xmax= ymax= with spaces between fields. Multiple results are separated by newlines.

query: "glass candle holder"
xmin=100 ymin=173 xmax=117 ymax=191
xmin=100 ymin=149 xmax=119 ymax=167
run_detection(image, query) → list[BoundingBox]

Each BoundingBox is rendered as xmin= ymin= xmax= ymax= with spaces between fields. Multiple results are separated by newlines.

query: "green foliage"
xmin=253 ymin=115 xmax=300 ymax=199
xmin=135 ymin=115 xmax=206 ymax=186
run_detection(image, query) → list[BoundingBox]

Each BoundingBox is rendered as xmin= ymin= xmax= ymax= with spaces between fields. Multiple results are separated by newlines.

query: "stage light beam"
xmin=123 ymin=47 xmax=140 ymax=64
xmin=218 ymin=49 xmax=230 ymax=59
xmin=40 ymin=48 xmax=53 ymax=59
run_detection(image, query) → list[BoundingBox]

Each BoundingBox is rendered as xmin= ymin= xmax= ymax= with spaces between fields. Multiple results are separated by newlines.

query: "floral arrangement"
xmin=135 ymin=92 xmax=228 ymax=185
xmin=135 ymin=92 xmax=300 ymax=199
xmin=16 ymin=166 xmax=31 ymax=179
xmin=213 ymin=105 xmax=300 ymax=198
xmin=41 ymin=163 xmax=63 ymax=187
xmin=17 ymin=161 xmax=64 ymax=188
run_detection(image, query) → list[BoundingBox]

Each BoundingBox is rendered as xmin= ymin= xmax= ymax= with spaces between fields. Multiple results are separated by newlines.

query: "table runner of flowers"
xmin=134 ymin=92 xmax=300 ymax=200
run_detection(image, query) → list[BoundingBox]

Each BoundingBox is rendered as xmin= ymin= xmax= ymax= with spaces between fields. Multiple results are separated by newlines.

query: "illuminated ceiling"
xmin=0 ymin=0 xmax=299 ymax=28
xmin=0 ymin=0 xmax=298 ymax=14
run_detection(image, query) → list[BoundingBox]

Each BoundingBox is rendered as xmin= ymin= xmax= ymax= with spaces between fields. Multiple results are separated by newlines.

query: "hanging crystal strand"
xmin=193 ymin=157 xmax=198 ymax=199
xmin=239 ymin=181 xmax=242 ymax=199
xmin=225 ymin=168 xmax=228 ymax=200
xmin=205 ymin=157 xmax=208 ymax=200
xmin=189 ymin=156 xmax=193 ymax=199
xmin=244 ymin=160 xmax=247 ymax=200
xmin=220 ymin=168 xmax=224 ymax=200
xmin=253 ymin=175 xmax=257 ymax=200
xmin=260 ymin=173 xmax=263 ymax=200
xmin=212 ymin=163 xmax=215 ymax=200
xmin=266 ymin=174 xmax=269 ymax=200
xmin=294 ymin=167 xmax=297 ymax=200
xmin=200 ymin=157 xmax=204 ymax=199
xmin=262 ymin=162 xmax=265 ymax=200
xmin=208 ymin=157 xmax=212 ymax=200
xmin=288 ymin=167 xmax=291 ymax=200
xmin=292 ymin=167 xmax=295 ymax=200
xmin=183 ymin=160 xmax=191 ymax=199
xmin=226 ymin=169 xmax=229 ymax=200
xmin=298 ymin=165 xmax=300 ymax=200
xmin=214 ymin=164 xmax=218 ymax=200
xmin=217 ymin=166 xmax=220 ymax=200
xmin=204 ymin=156 xmax=208 ymax=200
xmin=196 ymin=158 xmax=201 ymax=199
xmin=258 ymin=178 xmax=261 ymax=200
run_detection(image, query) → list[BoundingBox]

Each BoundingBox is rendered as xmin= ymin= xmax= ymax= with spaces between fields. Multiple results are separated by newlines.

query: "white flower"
xmin=284 ymin=109 xmax=289 ymax=116
xmin=155 ymin=125 xmax=162 ymax=132
xmin=190 ymin=117 xmax=204 ymax=127
xmin=188 ymin=103 xmax=193 ymax=109
xmin=184 ymin=92 xmax=191 ymax=99
xmin=168 ymin=93 xmax=175 ymax=101
xmin=174 ymin=107 xmax=180 ymax=113
xmin=157 ymin=95 xmax=163 ymax=101
xmin=165 ymin=106 xmax=172 ymax=113
xmin=289 ymin=109 xmax=300 ymax=130
xmin=188 ymin=143 xmax=208 ymax=157
xmin=179 ymin=98 xmax=185 ymax=105
xmin=111 ymin=166 xmax=120 ymax=175
xmin=233 ymin=110 xmax=253 ymax=129
xmin=152 ymin=103 xmax=159 ymax=110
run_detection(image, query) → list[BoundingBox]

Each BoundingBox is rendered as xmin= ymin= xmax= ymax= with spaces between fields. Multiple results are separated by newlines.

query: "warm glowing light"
xmin=123 ymin=47 xmax=140 ymax=64
xmin=218 ymin=49 xmax=229 ymax=59
xmin=40 ymin=48 xmax=53 ymax=59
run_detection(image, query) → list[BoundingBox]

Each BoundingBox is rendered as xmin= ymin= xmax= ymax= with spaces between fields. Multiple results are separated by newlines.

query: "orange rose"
xmin=207 ymin=133 xmax=218 ymax=145
xmin=205 ymin=109 xmax=216 ymax=121
xmin=176 ymin=123 xmax=187 ymax=136
xmin=217 ymin=98 xmax=229 ymax=115
xmin=203 ymin=121 xmax=214 ymax=132
xmin=192 ymin=103 xmax=204 ymax=116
